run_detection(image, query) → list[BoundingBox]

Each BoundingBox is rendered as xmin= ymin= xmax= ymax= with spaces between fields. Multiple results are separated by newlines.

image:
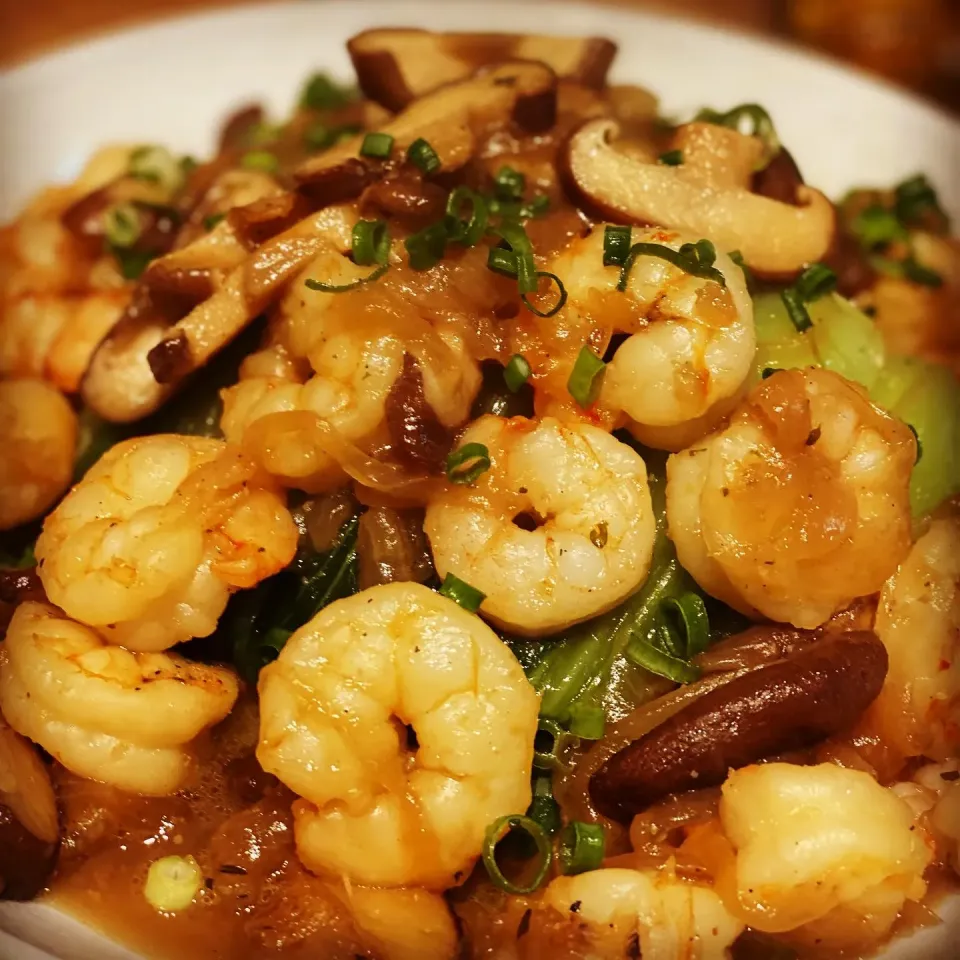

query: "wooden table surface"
xmin=0 ymin=0 xmax=775 ymax=69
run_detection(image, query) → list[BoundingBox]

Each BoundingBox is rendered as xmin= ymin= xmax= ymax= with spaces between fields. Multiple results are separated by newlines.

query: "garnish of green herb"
xmin=240 ymin=150 xmax=279 ymax=174
xmin=728 ymin=249 xmax=754 ymax=291
xmin=407 ymin=137 xmax=441 ymax=176
xmin=850 ymin=204 xmax=908 ymax=250
xmin=780 ymin=262 xmax=837 ymax=332
xmin=488 ymin=222 xmax=538 ymax=294
xmin=526 ymin=776 xmax=562 ymax=837
xmin=658 ymin=149 xmax=683 ymax=166
xmin=445 ymin=187 xmax=489 ymax=247
xmin=624 ymin=591 xmax=710 ymax=684
xmin=129 ymin=145 xmax=184 ymax=193
xmin=695 ymin=102 xmax=780 ymax=167
xmin=438 ymin=573 xmax=486 ymax=613
xmin=203 ymin=212 xmax=226 ymax=232
xmin=617 ymin=238 xmax=725 ymax=291
xmin=103 ymin=203 xmax=142 ymax=248
xmin=445 ymin=442 xmax=491 ymax=485
xmin=494 ymin=166 xmax=526 ymax=201
xmin=300 ymin=72 xmax=354 ymax=111
xmin=533 ymin=718 xmax=579 ymax=772
xmin=567 ymin=347 xmax=606 ymax=409
xmin=895 ymin=173 xmax=948 ymax=230
xmin=558 ymin=822 xmax=606 ymax=875
xmin=304 ymin=122 xmax=360 ymax=152
xmin=359 ymin=131 xmax=394 ymax=159
xmin=522 ymin=272 xmax=567 ymax=319
xmin=304 ymin=220 xmax=391 ymax=292
xmin=405 ymin=221 xmax=448 ymax=271
xmin=482 ymin=815 xmax=552 ymax=894
xmin=504 ymin=354 xmax=532 ymax=393
xmin=602 ymin=225 xmax=632 ymax=267
xmin=907 ymin=423 xmax=923 ymax=464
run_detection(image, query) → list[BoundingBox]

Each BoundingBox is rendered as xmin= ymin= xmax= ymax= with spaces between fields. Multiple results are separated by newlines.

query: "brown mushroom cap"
xmin=590 ymin=630 xmax=888 ymax=822
xmin=348 ymin=28 xmax=615 ymax=111
xmin=561 ymin=118 xmax=835 ymax=277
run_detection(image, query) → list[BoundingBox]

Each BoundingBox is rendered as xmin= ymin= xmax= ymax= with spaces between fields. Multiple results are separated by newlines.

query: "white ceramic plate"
xmin=0 ymin=1 xmax=958 ymax=957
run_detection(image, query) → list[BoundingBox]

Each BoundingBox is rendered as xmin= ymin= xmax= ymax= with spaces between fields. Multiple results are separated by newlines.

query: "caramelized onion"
xmin=357 ymin=506 xmax=434 ymax=589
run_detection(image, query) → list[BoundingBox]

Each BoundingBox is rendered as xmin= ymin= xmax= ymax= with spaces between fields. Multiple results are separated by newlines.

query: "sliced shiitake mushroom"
xmin=590 ymin=630 xmax=888 ymax=822
xmin=561 ymin=118 xmax=835 ymax=277
xmin=0 ymin=719 xmax=59 ymax=900
xmin=294 ymin=60 xmax=558 ymax=204
xmin=348 ymin=28 xmax=615 ymax=111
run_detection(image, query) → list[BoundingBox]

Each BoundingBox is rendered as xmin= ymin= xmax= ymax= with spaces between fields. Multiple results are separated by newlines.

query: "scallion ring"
xmin=445 ymin=442 xmax=491 ymax=485
xmin=533 ymin=718 xmax=579 ymax=771
xmin=617 ymin=239 xmax=725 ymax=292
xmin=490 ymin=222 xmax=538 ymax=294
xmin=781 ymin=287 xmax=811 ymax=332
xmin=494 ymin=166 xmax=526 ymax=201
xmin=445 ymin=187 xmax=489 ymax=247
xmin=438 ymin=573 xmax=486 ymax=613
xmin=504 ymin=354 xmax=532 ymax=393
xmin=103 ymin=203 xmax=142 ymax=248
xmin=360 ymin=131 xmax=394 ymax=159
xmin=129 ymin=145 xmax=184 ymax=193
xmin=351 ymin=219 xmax=390 ymax=267
xmin=625 ymin=635 xmax=702 ymax=684
xmin=481 ymin=815 xmax=552 ymax=895
xmin=661 ymin=593 xmax=710 ymax=658
xmin=407 ymin=137 xmax=441 ymax=176
xmin=304 ymin=262 xmax=389 ymax=293
xmin=558 ymin=822 xmax=606 ymax=876
xmin=522 ymin=271 xmax=567 ymax=319
xmin=907 ymin=424 xmax=923 ymax=464
xmin=794 ymin=263 xmax=837 ymax=303
xmin=405 ymin=221 xmax=448 ymax=271
xmin=527 ymin=776 xmax=562 ymax=837
xmin=602 ymin=225 xmax=632 ymax=267
xmin=567 ymin=347 xmax=606 ymax=409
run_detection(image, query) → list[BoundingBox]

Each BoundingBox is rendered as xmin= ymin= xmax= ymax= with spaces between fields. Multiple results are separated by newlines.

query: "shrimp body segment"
xmin=35 ymin=434 xmax=298 ymax=652
xmin=535 ymin=868 xmax=743 ymax=960
xmin=0 ymin=602 xmax=239 ymax=795
xmin=424 ymin=416 xmax=657 ymax=636
xmin=257 ymin=582 xmax=539 ymax=889
xmin=0 ymin=378 xmax=78 ymax=530
xmin=666 ymin=368 xmax=914 ymax=628
xmin=706 ymin=763 xmax=931 ymax=950
xmin=547 ymin=226 xmax=754 ymax=447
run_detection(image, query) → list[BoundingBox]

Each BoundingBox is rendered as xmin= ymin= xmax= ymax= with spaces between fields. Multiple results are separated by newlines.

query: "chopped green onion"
xmin=625 ymin=636 xmax=701 ymax=684
xmin=533 ymin=718 xmax=579 ymax=771
xmin=351 ymin=219 xmax=390 ymax=266
xmin=504 ymin=354 xmax=532 ymax=393
xmin=907 ymin=423 xmax=923 ymax=464
xmin=248 ymin=121 xmax=282 ymax=148
xmin=795 ymin=263 xmax=837 ymax=303
xmin=523 ymin=195 xmax=551 ymax=218
xmin=304 ymin=262 xmax=389 ymax=293
xmin=482 ymin=815 xmax=552 ymax=894
xmin=728 ymin=248 xmax=755 ymax=291
xmin=240 ymin=150 xmax=279 ymax=174
xmin=407 ymin=138 xmax=441 ymax=176
xmin=527 ymin=777 xmax=562 ymax=837
xmin=438 ymin=573 xmax=486 ymax=613
xmin=567 ymin=703 xmax=605 ymax=740
xmin=489 ymin=222 xmax=538 ymax=295
xmin=617 ymin=239 xmax=725 ymax=292
xmin=143 ymin=855 xmax=202 ymax=913
xmin=300 ymin=72 xmax=353 ymax=111
xmin=522 ymin=271 xmax=567 ymax=318
xmin=850 ymin=204 xmax=908 ymax=250
xmin=488 ymin=247 xmax=518 ymax=277
xmin=203 ymin=212 xmax=226 ymax=231
xmin=558 ymin=822 xmax=606 ymax=876
xmin=661 ymin=593 xmax=710 ymax=658
xmin=658 ymin=149 xmax=683 ymax=166
xmin=103 ymin=203 xmax=141 ymax=248
xmin=903 ymin=257 xmax=943 ymax=288
xmin=445 ymin=442 xmax=491 ymax=485
xmin=445 ymin=187 xmax=489 ymax=247
xmin=894 ymin=173 xmax=946 ymax=228
xmin=494 ymin=166 xmax=526 ymax=201
xmin=761 ymin=366 xmax=778 ymax=379
xmin=405 ymin=221 xmax=448 ymax=271
xmin=112 ymin=248 xmax=154 ymax=281
xmin=359 ymin=132 xmax=395 ymax=159
xmin=303 ymin=122 xmax=360 ymax=152
xmin=781 ymin=287 xmax=811 ymax=332
xmin=602 ymin=225 xmax=632 ymax=267
xmin=129 ymin=145 xmax=184 ymax=193
xmin=567 ymin=347 xmax=606 ymax=409
xmin=696 ymin=102 xmax=780 ymax=167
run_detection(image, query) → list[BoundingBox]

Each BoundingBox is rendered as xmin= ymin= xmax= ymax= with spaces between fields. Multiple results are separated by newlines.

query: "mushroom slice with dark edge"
xmin=561 ymin=118 xmax=835 ymax=277
xmin=294 ymin=60 xmax=559 ymax=205
xmin=589 ymin=630 xmax=888 ymax=822
xmin=347 ymin=28 xmax=616 ymax=111
xmin=82 ymin=204 xmax=355 ymax=422
xmin=0 ymin=719 xmax=59 ymax=900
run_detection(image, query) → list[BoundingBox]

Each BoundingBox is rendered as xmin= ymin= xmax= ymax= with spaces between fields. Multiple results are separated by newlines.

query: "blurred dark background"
xmin=2 ymin=0 xmax=959 ymax=113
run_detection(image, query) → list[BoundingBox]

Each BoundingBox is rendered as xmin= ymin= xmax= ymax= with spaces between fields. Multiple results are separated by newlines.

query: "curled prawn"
xmin=666 ymin=368 xmax=915 ymax=628
xmin=36 ymin=434 xmax=297 ymax=651
xmin=541 ymin=226 xmax=753 ymax=450
xmin=257 ymin=582 xmax=539 ymax=888
xmin=0 ymin=602 xmax=238 ymax=795
xmin=424 ymin=415 xmax=656 ymax=636
xmin=0 ymin=378 xmax=78 ymax=530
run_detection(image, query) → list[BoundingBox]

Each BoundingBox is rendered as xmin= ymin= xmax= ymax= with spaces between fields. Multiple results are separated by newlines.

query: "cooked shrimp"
xmin=347 ymin=886 xmax=457 ymax=960
xmin=869 ymin=512 xmax=960 ymax=762
xmin=666 ymin=368 xmax=915 ymax=628
xmin=36 ymin=434 xmax=297 ymax=651
xmin=0 ymin=714 xmax=59 ymax=846
xmin=0 ymin=602 xmax=238 ymax=795
xmin=909 ymin=760 xmax=960 ymax=876
xmin=0 ymin=378 xmax=78 ymax=530
xmin=693 ymin=762 xmax=931 ymax=950
xmin=424 ymin=416 xmax=656 ymax=636
xmin=528 ymin=868 xmax=743 ymax=960
xmin=257 ymin=582 xmax=539 ymax=888
xmin=221 ymin=241 xmax=481 ymax=491
xmin=543 ymin=226 xmax=754 ymax=450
